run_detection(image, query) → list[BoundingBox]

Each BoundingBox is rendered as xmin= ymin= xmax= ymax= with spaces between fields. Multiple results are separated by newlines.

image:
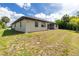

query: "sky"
xmin=0 ymin=3 xmax=79 ymax=25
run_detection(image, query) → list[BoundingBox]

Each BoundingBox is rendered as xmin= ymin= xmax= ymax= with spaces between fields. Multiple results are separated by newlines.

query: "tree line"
xmin=0 ymin=16 xmax=10 ymax=29
xmin=55 ymin=11 xmax=79 ymax=31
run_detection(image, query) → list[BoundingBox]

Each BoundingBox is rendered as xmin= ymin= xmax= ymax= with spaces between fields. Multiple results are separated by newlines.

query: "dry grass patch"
xmin=0 ymin=29 xmax=79 ymax=55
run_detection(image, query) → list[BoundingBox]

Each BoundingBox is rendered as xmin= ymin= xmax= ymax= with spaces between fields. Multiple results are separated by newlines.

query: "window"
xmin=20 ymin=21 xmax=22 ymax=28
xmin=35 ymin=21 xmax=38 ymax=27
xmin=41 ymin=22 xmax=46 ymax=27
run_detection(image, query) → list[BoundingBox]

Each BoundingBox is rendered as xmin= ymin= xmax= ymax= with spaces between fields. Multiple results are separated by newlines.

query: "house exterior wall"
xmin=54 ymin=24 xmax=59 ymax=29
xmin=12 ymin=24 xmax=15 ymax=29
xmin=12 ymin=19 xmax=49 ymax=33
xmin=12 ymin=20 xmax=27 ymax=32
xmin=24 ymin=19 xmax=49 ymax=32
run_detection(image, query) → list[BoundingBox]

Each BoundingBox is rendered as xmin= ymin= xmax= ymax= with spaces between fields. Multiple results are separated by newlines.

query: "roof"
xmin=11 ymin=16 xmax=53 ymax=25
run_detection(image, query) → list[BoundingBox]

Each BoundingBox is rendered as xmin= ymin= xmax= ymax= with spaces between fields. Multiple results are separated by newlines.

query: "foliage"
xmin=69 ymin=17 xmax=79 ymax=31
xmin=55 ymin=14 xmax=79 ymax=31
xmin=55 ymin=20 xmax=65 ymax=29
xmin=0 ymin=21 xmax=6 ymax=29
xmin=1 ymin=16 xmax=10 ymax=24
xmin=0 ymin=16 xmax=10 ymax=29
xmin=61 ymin=14 xmax=70 ymax=22
xmin=55 ymin=14 xmax=71 ymax=29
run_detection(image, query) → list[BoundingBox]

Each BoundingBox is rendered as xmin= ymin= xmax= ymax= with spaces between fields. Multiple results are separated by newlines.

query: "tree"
xmin=69 ymin=17 xmax=79 ymax=31
xmin=1 ymin=16 xmax=10 ymax=24
xmin=61 ymin=14 xmax=70 ymax=29
xmin=55 ymin=20 xmax=65 ymax=29
xmin=61 ymin=14 xmax=70 ymax=22
xmin=56 ymin=14 xmax=79 ymax=31
xmin=0 ymin=21 xmax=5 ymax=29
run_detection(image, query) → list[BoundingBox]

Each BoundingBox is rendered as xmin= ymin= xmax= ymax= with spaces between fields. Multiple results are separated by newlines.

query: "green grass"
xmin=0 ymin=29 xmax=79 ymax=55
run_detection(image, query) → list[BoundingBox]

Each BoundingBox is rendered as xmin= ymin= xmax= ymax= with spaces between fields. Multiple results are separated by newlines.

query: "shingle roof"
xmin=11 ymin=16 xmax=53 ymax=25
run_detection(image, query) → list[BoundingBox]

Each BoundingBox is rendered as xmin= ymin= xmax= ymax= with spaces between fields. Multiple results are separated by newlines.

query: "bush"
xmin=0 ymin=21 xmax=6 ymax=29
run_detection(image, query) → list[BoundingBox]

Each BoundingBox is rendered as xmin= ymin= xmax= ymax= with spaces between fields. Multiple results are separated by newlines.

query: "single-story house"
xmin=11 ymin=16 xmax=58 ymax=33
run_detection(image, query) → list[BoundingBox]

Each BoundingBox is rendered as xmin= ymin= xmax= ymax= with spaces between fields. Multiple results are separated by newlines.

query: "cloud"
xmin=34 ymin=13 xmax=61 ymax=22
xmin=62 ymin=3 xmax=79 ymax=15
xmin=16 ymin=3 xmax=31 ymax=10
xmin=0 ymin=3 xmax=79 ymax=25
xmin=35 ymin=13 xmax=46 ymax=18
xmin=35 ymin=3 xmax=79 ymax=22
xmin=0 ymin=7 xmax=24 ymax=25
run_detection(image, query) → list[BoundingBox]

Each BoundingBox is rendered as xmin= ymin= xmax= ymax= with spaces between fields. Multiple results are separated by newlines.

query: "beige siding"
xmin=13 ymin=20 xmax=27 ymax=32
xmin=24 ymin=19 xmax=49 ymax=32
xmin=12 ymin=24 xmax=15 ymax=29
xmin=12 ymin=19 xmax=49 ymax=33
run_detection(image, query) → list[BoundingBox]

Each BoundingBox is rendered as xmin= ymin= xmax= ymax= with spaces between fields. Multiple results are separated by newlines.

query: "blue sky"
xmin=0 ymin=3 xmax=62 ymax=16
xmin=0 ymin=3 xmax=79 ymax=25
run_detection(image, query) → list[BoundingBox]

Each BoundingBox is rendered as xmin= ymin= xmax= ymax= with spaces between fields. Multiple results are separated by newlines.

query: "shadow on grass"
xmin=2 ymin=29 xmax=24 ymax=37
xmin=74 ymin=30 xmax=79 ymax=33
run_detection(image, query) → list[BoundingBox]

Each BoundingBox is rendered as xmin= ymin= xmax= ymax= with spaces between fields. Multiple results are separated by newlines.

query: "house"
xmin=11 ymin=16 xmax=58 ymax=33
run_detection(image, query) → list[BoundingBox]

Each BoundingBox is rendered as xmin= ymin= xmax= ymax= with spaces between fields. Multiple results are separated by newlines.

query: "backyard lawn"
xmin=0 ymin=29 xmax=79 ymax=56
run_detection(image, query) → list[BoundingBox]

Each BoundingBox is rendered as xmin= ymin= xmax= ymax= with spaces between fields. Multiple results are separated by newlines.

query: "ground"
xmin=0 ymin=29 xmax=79 ymax=56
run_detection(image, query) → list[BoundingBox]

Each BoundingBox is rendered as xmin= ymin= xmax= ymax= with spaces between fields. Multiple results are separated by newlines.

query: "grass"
xmin=0 ymin=29 xmax=79 ymax=55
